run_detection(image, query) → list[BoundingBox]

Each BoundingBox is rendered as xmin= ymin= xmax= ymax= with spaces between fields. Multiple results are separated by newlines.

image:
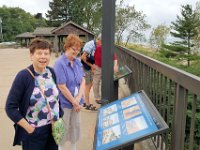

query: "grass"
xmin=126 ymin=43 xmax=200 ymax=77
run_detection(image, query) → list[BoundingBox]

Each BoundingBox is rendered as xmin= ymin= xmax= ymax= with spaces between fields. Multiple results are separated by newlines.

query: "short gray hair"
xmin=97 ymin=34 xmax=101 ymax=40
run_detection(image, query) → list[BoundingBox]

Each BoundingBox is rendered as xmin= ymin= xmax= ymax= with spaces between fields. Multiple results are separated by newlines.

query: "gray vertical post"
xmin=101 ymin=1 xmax=133 ymax=149
xmin=53 ymin=35 xmax=59 ymax=57
xmin=102 ymin=0 xmax=116 ymax=103
xmin=0 ymin=17 xmax=3 ymax=42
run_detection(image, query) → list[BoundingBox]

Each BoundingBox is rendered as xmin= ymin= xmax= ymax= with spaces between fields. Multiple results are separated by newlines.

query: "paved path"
xmin=0 ymin=48 xmax=155 ymax=150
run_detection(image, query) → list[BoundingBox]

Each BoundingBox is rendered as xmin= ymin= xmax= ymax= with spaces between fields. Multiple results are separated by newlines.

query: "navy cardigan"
xmin=5 ymin=65 xmax=64 ymax=146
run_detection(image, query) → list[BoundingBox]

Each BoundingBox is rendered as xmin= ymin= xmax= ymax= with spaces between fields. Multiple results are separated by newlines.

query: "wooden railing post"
xmin=171 ymin=85 xmax=187 ymax=150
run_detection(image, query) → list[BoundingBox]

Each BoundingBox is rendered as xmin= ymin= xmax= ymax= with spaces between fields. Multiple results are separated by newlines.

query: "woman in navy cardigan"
xmin=5 ymin=38 xmax=63 ymax=150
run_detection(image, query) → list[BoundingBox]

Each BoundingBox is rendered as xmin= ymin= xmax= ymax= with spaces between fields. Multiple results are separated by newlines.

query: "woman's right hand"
xmin=17 ymin=118 xmax=35 ymax=134
xmin=27 ymin=125 xmax=35 ymax=134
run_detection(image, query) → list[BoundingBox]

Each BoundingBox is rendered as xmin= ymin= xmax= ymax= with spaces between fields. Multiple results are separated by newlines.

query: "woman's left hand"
xmin=74 ymin=97 xmax=81 ymax=112
xmin=73 ymin=103 xmax=81 ymax=112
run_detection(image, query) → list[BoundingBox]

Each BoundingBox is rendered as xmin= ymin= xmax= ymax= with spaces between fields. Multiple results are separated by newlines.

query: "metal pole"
xmin=101 ymin=0 xmax=134 ymax=149
xmin=0 ymin=17 xmax=3 ymax=42
xmin=102 ymin=0 xmax=116 ymax=104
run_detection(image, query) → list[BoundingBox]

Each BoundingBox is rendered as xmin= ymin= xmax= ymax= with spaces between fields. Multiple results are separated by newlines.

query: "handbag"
xmin=26 ymin=68 xmax=65 ymax=145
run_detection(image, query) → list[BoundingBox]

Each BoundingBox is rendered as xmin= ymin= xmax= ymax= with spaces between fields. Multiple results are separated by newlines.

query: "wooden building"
xmin=16 ymin=21 xmax=95 ymax=52
xmin=51 ymin=21 xmax=94 ymax=52
xmin=16 ymin=32 xmax=35 ymax=47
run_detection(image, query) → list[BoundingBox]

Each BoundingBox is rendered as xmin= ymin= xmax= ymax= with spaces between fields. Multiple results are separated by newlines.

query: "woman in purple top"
xmin=54 ymin=34 xmax=85 ymax=150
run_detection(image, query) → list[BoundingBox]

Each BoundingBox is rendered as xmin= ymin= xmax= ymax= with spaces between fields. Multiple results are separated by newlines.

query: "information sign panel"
xmin=114 ymin=65 xmax=132 ymax=81
xmin=94 ymin=90 xmax=168 ymax=150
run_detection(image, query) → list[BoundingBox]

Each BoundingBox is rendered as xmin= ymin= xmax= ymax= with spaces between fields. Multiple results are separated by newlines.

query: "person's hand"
xmin=27 ymin=125 xmax=35 ymax=134
xmin=91 ymin=64 xmax=96 ymax=74
xmin=114 ymin=64 xmax=119 ymax=73
xmin=72 ymin=101 xmax=81 ymax=112
xmin=74 ymin=104 xmax=81 ymax=112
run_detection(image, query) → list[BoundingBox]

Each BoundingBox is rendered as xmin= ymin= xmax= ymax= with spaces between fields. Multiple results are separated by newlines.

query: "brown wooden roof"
xmin=16 ymin=21 xmax=94 ymax=39
xmin=16 ymin=32 xmax=35 ymax=38
xmin=51 ymin=21 xmax=95 ymax=36
xmin=33 ymin=27 xmax=56 ymax=36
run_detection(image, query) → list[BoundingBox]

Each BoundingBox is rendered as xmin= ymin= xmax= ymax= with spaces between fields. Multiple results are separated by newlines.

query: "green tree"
xmin=46 ymin=0 xmax=84 ymax=26
xmin=149 ymin=24 xmax=170 ymax=49
xmin=83 ymin=0 xmax=102 ymax=33
xmin=33 ymin=13 xmax=48 ymax=28
xmin=0 ymin=6 xmax=47 ymax=41
xmin=115 ymin=4 xmax=150 ymax=45
xmin=170 ymin=4 xmax=200 ymax=67
xmin=193 ymin=1 xmax=200 ymax=51
xmin=46 ymin=0 xmax=102 ymax=33
xmin=124 ymin=15 xmax=150 ymax=46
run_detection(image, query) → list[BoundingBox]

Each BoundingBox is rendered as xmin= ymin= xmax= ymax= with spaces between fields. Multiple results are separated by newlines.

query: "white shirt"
xmin=82 ymin=40 xmax=96 ymax=56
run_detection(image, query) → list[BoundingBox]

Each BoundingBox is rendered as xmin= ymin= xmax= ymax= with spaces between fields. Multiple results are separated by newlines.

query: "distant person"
xmin=5 ymin=38 xmax=63 ymax=150
xmin=93 ymin=45 xmax=118 ymax=104
xmin=81 ymin=35 xmax=101 ymax=110
xmin=54 ymin=34 xmax=85 ymax=150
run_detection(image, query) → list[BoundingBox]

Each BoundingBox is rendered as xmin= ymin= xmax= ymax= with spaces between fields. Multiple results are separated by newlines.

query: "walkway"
xmin=0 ymin=48 xmax=155 ymax=150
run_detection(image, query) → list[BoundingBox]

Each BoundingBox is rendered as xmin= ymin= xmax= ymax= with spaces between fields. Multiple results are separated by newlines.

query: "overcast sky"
xmin=127 ymin=0 xmax=197 ymax=28
xmin=0 ymin=0 xmax=198 ymax=28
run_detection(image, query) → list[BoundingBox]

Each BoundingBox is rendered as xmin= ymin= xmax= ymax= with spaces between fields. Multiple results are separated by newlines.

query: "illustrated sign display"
xmin=94 ymin=91 xmax=160 ymax=150
xmin=114 ymin=65 xmax=132 ymax=81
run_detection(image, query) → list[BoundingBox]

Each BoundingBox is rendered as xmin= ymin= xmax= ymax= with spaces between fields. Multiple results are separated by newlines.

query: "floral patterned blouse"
xmin=26 ymin=68 xmax=59 ymax=128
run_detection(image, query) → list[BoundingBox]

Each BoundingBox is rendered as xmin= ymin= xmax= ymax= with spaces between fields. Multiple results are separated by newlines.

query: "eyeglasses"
xmin=71 ymin=47 xmax=79 ymax=52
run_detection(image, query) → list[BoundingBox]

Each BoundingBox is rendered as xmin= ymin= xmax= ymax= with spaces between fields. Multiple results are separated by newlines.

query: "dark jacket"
xmin=5 ymin=65 xmax=64 ymax=146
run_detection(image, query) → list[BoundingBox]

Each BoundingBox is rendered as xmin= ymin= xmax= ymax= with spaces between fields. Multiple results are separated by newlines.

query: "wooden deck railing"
xmin=115 ymin=45 xmax=200 ymax=150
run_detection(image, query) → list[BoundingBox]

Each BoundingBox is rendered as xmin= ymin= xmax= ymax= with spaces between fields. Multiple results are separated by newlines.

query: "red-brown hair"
xmin=64 ymin=34 xmax=82 ymax=51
